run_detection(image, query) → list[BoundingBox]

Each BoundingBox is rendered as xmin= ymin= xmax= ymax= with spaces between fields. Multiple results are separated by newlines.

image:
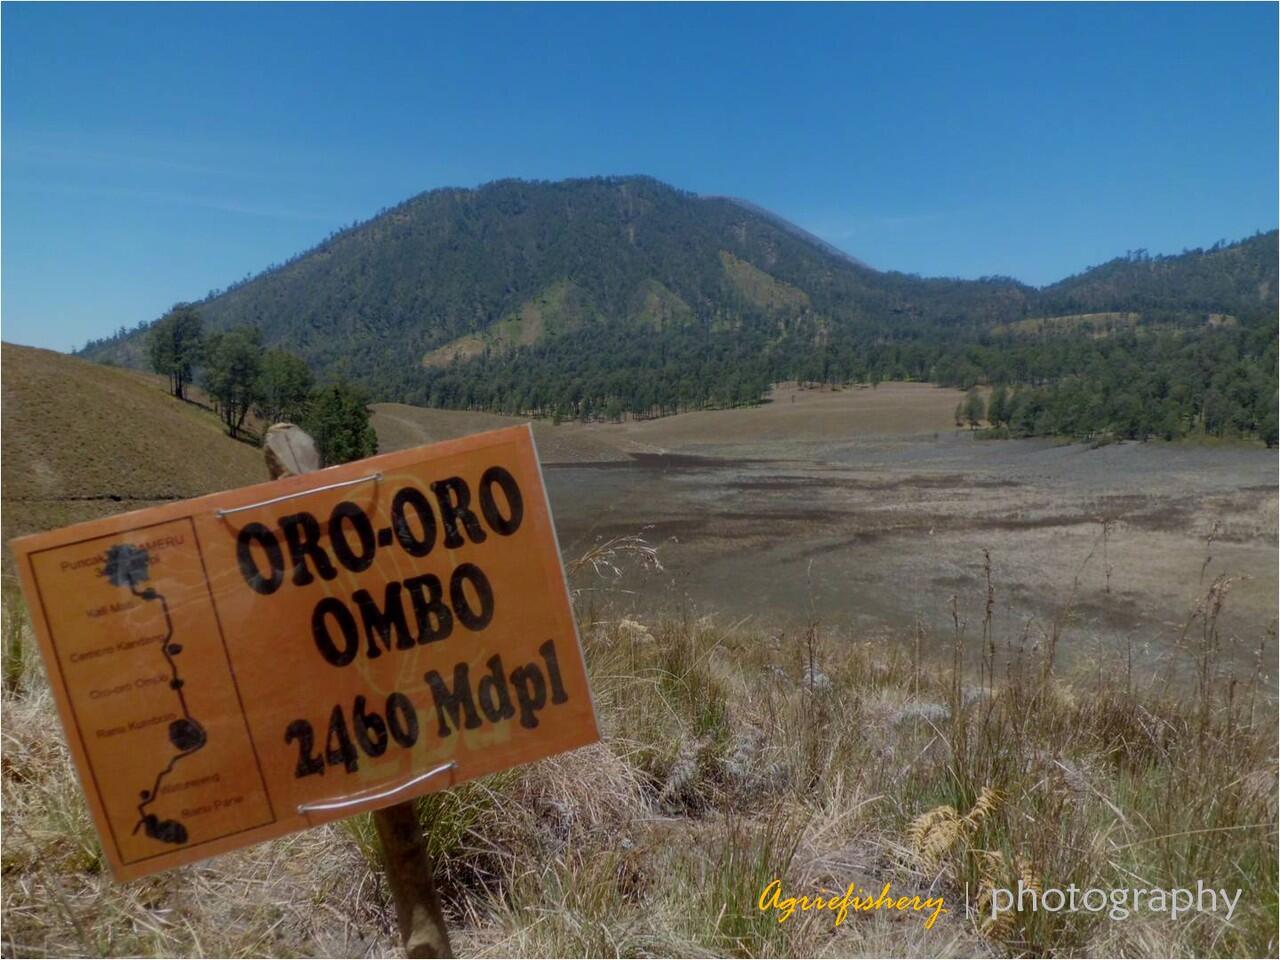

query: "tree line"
xmin=974 ymin=326 xmax=1276 ymax=445
xmin=145 ymin=294 xmax=1276 ymax=449
xmin=409 ymin=306 xmax=1277 ymax=446
xmin=147 ymin=304 xmax=377 ymax=465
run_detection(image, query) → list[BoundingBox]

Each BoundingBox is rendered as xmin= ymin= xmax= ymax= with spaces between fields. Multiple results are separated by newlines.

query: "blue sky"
xmin=3 ymin=3 xmax=1276 ymax=351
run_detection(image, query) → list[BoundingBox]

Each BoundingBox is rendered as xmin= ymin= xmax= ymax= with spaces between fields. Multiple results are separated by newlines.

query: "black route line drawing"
xmin=103 ymin=544 xmax=207 ymax=846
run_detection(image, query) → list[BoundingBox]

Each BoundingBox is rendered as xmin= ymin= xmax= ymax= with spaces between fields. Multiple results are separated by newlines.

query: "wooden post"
xmin=263 ymin=423 xmax=455 ymax=959
xmin=372 ymin=802 xmax=454 ymax=958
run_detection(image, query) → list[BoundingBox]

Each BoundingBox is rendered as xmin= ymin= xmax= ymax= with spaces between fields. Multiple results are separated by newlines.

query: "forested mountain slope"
xmin=79 ymin=177 xmax=1276 ymax=437
xmin=80 ymin=176 xmax=1033 ymax=397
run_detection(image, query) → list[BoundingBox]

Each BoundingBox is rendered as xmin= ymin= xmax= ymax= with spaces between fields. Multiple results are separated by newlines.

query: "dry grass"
xmin=1 ymin=556 xmax=1276 ymax=957
xmin=370 ymin=405 xmax=632 ymax=464
xmin=0 ymin=344 xmax=263 ymax=502
xmin=1 ymin=344 xmax=265 ymax=567
xmin=371 ymin=381 xmax=969 ymax=464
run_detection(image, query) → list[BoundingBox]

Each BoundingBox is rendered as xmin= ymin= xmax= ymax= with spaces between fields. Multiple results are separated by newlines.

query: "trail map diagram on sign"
xmin=103 ymin=544 xmax=209 ymax=846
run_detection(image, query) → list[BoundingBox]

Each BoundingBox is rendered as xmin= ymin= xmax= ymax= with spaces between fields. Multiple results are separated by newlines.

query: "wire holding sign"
xmin=296 ymin=759 xmax=457 ymax=815
xmin=214 ymin=470 xmax=382 ymax=518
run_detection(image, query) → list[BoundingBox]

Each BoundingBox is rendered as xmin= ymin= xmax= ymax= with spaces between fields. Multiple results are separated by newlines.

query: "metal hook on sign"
xmin=295 ymin=761 xmax=458 ymax=815
xmin=215 ymin=472 xmax=383 ymax=519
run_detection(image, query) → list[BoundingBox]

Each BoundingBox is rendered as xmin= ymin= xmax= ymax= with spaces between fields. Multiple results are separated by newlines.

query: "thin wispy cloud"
xmin=5 ymin=137 xmax=231 ymax=180
xmin=4 ymin=179 xmax=336 ymax=223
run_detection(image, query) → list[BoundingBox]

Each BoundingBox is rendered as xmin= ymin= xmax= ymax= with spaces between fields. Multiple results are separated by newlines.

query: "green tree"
xmin=203 ymin=326 xmax=263 ymax=439
xmin=255 ymin=349 xmax=315 ymax=424
xmin=963 ymin=386 xmax=986 ymax=429
xmin=1261 ymin=402 xmax=1278 ymax=449
xmin=987 ymin=385 xmax=1010 ymax=427
xmin=302 ymin=381 xmax=378 ymax=466
xmin=147 ymin=304 xmax=204 ymax=400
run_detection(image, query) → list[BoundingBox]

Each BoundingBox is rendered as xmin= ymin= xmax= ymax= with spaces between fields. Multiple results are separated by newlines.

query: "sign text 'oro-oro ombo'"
xmin=12 ymin=426 xmax=598 ymax=881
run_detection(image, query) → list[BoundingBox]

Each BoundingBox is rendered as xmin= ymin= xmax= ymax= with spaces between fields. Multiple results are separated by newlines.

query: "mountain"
xmin=713 ymin=195 xmax=875 ymax=271
xmin=1 ymin=344 xmax=265 ymax=559
xmin=1037 ymin=233 xmax=1279 ymax=319
xmin=80 ymin=176 xmax=1034 ymax=400
xmin=78 ymin=176 xmax=1275 ymax=424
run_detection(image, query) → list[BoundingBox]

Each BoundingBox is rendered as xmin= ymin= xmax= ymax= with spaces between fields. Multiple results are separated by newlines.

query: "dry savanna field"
xmin=2 ymin=349 xmax=1277 ymax=957
xmin=375 ymin=381 xmax=1278 ymax=683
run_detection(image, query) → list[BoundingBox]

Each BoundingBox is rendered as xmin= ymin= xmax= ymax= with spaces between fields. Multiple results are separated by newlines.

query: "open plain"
xmin=374 ymin=382 xmax=1279 ymax=683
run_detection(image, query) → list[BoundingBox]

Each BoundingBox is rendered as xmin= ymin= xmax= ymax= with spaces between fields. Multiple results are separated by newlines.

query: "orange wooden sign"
xmin=10 ymin=425 xmax=598 ymax=881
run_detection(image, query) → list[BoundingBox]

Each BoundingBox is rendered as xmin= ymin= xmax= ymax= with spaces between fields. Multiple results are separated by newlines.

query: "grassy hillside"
xmin=1 ymin=343 xmax=265 ymax=553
